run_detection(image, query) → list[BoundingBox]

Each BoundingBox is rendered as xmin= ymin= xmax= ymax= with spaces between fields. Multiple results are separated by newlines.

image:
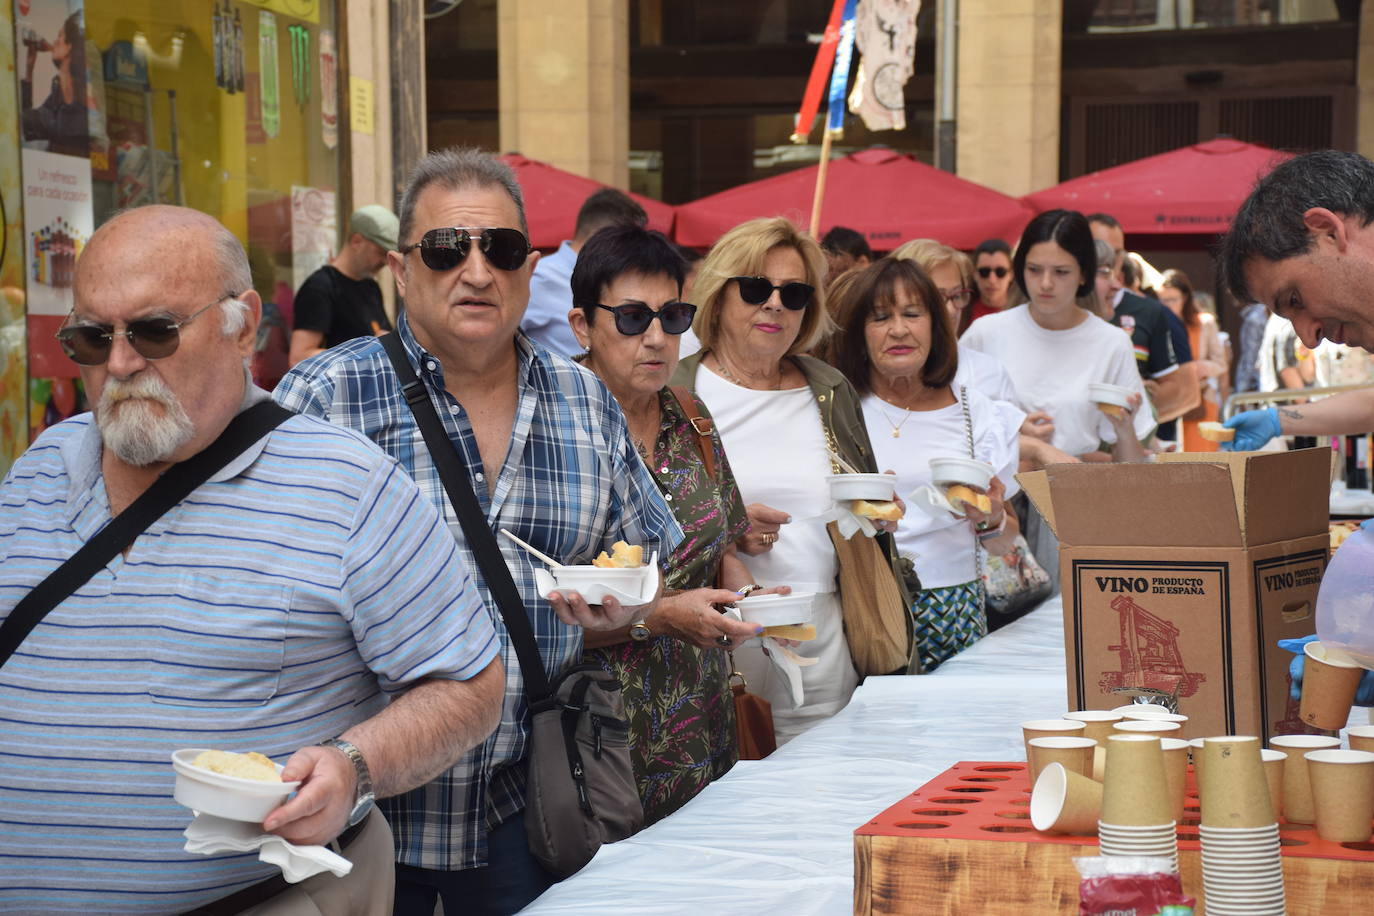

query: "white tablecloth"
xmin=521 ymin=598 xmax=1071 ymax=915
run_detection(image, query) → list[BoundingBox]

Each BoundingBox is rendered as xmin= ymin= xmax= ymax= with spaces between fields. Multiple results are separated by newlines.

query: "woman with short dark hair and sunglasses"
xmin=567 ymin=224 xmax=775 ymax=822
xmin=671 ymin=217 xmax=909 ymax=744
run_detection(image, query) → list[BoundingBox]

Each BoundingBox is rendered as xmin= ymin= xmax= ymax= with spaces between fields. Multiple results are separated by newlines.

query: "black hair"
xmin=821 ymin=226 xmax=873 ymax=260
xmin=1013 ymin=210 xmax=1098 ymax=299
xmin=674 ymin=243 xmax=703 ymax=265
xmin=1221 ymin=150 xmax=1374 ymax=304
xmin=1085 ymin=212 xmax=1121 ymax=231
xmin=574 ymin=188 xmax=648 ymax=242
xmin=974 ymin=238 xmax=1011 ymax=258
xmin=1120 ymin=253 xmax=1139 ymax=289
xmin=571 ymin=225 xmax=685 ymax=322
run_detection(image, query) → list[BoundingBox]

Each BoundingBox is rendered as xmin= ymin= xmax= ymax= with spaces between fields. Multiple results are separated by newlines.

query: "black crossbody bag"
xmin=0 ymin=401 xmax=293 ymax=669
xmin=379 ymin=333 xmax=642 ymax=878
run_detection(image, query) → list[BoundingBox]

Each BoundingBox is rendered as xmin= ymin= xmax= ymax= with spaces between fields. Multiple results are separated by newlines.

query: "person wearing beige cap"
xmin=289 ymin=204 xmax=397 ymax=366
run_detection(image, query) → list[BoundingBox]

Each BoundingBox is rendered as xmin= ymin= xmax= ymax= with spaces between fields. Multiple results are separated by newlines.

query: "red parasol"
xmin=498 ymin=153 xmax=675 ymax=249
xmin=1023 ymin=139 xmax=1295 ymax=235
xmin=672 ymin=147 xmax=1033 ymax=250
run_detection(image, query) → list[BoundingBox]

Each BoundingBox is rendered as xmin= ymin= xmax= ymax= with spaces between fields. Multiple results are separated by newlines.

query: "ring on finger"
xmin=716 ymin=635 xmax=731 ymax=648
xmin=762 ymin=532 xmax=777 ymax=545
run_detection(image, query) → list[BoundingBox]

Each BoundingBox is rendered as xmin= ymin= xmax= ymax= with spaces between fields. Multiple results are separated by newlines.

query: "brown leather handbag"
xmin=730 ymin=666 xmax=777 ymax=760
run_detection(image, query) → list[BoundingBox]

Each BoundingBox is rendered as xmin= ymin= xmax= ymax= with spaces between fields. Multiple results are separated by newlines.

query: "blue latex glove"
xmin=1279 ymin=634 xmax=1374 ymax=705
xmin=1221 ymin=407 xmax=1282 ymax=451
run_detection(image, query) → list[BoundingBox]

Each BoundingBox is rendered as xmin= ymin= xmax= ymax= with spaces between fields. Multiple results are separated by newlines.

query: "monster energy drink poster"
xmin=258 ymin=9 xmax=280 ymax=138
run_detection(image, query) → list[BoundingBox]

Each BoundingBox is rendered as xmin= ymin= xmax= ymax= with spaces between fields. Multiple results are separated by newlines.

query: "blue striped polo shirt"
xmin=0 ymin=404 xmax=500 ymax=914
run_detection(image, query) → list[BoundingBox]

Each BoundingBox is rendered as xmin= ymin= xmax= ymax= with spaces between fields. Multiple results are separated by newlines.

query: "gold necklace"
xmin=875 ymin=399 xmax=914 ymax=438
xmin=713 ymin=352 xmax=781 ymax=390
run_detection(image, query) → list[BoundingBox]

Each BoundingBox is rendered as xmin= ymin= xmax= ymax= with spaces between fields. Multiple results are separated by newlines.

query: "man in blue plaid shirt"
xmin=275 ymin=148 xmax=682 ymax=914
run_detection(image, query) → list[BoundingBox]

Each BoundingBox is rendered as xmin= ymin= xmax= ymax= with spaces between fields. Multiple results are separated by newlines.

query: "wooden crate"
xmin=854 ymin=761 xmax=1374 ymax=915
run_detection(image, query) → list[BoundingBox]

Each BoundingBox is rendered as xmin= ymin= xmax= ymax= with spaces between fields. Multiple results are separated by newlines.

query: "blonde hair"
xmin=890 ymin=238 xmax=975 ymax=291
xmin=692 ymin=217 xmax=834 ymax=357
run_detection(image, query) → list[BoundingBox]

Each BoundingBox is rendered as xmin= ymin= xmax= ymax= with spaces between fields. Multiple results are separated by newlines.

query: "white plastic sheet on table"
xmin=520 ymin=596 xmax=1069 ymax=915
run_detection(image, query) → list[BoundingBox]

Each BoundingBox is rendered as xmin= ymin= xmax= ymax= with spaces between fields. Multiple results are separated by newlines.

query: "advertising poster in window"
xmin=1 ymin=2 xmax=29 ymax=475
xmin=15 ymin=0 xmax=91 ymax=439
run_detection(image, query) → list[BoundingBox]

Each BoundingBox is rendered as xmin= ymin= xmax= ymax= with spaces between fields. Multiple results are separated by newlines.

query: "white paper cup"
xmin=928 ymin=456 xmax=994 ymax=490
xmin=825 ymin=473 xmax=895 ymax=502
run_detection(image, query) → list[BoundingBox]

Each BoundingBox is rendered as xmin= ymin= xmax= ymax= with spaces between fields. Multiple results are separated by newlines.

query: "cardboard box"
xmin=1019 ymin=449 xmax=1330 ymax=742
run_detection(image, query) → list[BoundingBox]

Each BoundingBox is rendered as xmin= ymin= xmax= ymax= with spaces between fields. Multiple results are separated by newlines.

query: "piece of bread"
xmin=192 ymin=750 xmax=281 ymax=782
xmin=1096 ymin=402 xmax=1126 ymax=420
xmin=851 ymin=498 xmax=904 ymax=521
xmin=945 ymin=484 xmax=992 ymax=515
xmin=761 ymin=623 xmax=818 ymax=641
xmin=1331 ymin=522 xmax=1358 ymax=550
xmin=1197 ymin=421 xmax=1236 ymax=443
xmin=591 ymin=540 xmax=644 ymax=568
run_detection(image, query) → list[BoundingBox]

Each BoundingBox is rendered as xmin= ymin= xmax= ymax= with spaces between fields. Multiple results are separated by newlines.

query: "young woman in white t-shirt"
xmin=826 ymin=258 xmax=1022 ymax=670
xmin=961 ymin=210 xmax=1153 ymax=461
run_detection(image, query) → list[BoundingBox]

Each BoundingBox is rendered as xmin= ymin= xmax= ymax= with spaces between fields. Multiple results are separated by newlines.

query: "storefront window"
xmin=3 ymin=0 xmax=341 ymax=475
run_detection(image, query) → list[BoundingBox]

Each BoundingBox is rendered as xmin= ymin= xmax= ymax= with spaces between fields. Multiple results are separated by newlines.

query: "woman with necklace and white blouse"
xmin=671 ymin=217 xmax=909 ymax=743
xmin=827 ymin=257 xmax=1022 ymax=671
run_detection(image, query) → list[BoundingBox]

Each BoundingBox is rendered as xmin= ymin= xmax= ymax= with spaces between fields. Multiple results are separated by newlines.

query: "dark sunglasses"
xmin=590 ymin=301 xmax=697 ymax=336
xmin=400 ymin=227 xmax=531 ymax=272
xmin=977 ymin=266 xmax=1009 ymax=279
xmin=55 ymin=295 xmax=235 ymax=366
xmin=730 ymin=276 xmax=814 ymax=311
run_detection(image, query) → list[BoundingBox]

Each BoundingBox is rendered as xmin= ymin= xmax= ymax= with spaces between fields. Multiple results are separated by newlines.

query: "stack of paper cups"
xmin=1269 ymin=734 xmax=1341 ymax=824
xmin=1199 ymin=736 xmax=1284 ymax=915
xmin=1098 ymin=734 xmax=1177 ymax=869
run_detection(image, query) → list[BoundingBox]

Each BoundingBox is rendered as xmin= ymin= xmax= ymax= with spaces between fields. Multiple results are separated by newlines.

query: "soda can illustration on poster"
xmin=319 ymin=29 xmax=337 ymax=149
xmin=259 ymin=10 xmax=281 ymax=139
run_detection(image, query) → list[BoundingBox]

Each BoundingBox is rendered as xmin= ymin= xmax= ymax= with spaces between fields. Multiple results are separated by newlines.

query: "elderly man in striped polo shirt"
xmin=0 ymin=205 xmax=506 ymax=915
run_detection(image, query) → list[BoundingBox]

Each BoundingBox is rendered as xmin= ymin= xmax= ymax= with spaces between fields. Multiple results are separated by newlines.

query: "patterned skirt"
xmin=583 ymin=635 xmax=737 ymax=825
xmin=910 ymin=581 xmax=987 ymax=672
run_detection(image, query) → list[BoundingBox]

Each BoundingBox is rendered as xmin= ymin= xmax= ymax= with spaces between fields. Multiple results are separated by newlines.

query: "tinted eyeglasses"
xmin=55 ymin=295 xmax=236 ymax=366
xmin=940 ymin=288 xmax=974 ymax=308
xmin=977 ymin=266 xmax=1009 ymax=279
xmin=729 ymin=276 xmax=814 ymax=311
xmin=589 ymin=301 xmax=697 ymax=336
xmin=400 ymin=227 xmax=531 ymax=272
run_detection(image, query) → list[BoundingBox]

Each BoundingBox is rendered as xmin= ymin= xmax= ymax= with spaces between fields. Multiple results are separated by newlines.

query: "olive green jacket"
xmin=670 ymin=351 xmax=917 ymax=608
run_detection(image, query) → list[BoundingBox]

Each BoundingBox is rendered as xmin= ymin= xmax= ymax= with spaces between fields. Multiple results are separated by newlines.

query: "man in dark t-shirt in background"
xmin=289 ymin=205 xmax=397 ymax=366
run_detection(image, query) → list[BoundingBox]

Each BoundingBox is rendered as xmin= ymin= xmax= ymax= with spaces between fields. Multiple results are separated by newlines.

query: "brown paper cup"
xmin=1306 ymin=749 xmax=1374 ymax=842
xmin=1092 ymin=745 xmax=1106 ymax=782
xmin=1348 ymin=724 xmax=1374 ymax=753
xmin=1159 ymin=737 xmax=1189 ymax=824
xmin=1199 ymin=736 xmax=1273 ymax=828
xmin=1189 ymin=738 xmax=1206 ymax=788
xmin=1113 ymin=720 xmax=1182 ymax=737
xmin=1031 ymin=761 xmax=1103 ymax=835
xmin=1029 ymin=736 xmax=1097 ymax=783
xmin=1301 ymin=641 xmax=1365 ymax=730
xmin=1101 ymin=734 xmax=1173 ymax=826
xmin=1270 ymin=734 xmax=1342 ymax=825
xmin=1260 ymin=748 xmax=1285 ymax=822
xmin=1020 ymin=719 xmax=1086 ymax=762
xmin=1064 ymin=710 xmax=1123 ymax=746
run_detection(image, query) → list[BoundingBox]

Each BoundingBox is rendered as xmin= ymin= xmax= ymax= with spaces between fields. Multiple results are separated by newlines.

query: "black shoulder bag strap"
xmin=0 ymin=399 xmax=294 ymax=669
xmin=378 ymin=332 xmax=552 ymax=701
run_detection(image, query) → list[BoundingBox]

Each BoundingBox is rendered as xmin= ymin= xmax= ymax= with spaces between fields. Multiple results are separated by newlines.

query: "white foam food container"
xmin=172 ymin=748 xmax=298 ymax=823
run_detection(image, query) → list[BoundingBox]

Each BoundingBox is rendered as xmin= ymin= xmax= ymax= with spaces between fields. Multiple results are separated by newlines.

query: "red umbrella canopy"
xmin=498 ymin=153 xmax=675 ymax=249
xmin=1023 ymin=139 xmax=1295 ymax=235
xmin=673 ymin=147 xmax=1033 ymax=251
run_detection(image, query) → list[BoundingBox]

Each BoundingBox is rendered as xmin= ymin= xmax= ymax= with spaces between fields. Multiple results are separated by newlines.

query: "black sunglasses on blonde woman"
xmin=729 ymin=276 xmax=814 ymax=311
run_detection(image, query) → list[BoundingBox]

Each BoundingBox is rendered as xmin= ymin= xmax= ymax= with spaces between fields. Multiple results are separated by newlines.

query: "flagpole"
xmin=809 ymin=130 xmax=834 ymax=238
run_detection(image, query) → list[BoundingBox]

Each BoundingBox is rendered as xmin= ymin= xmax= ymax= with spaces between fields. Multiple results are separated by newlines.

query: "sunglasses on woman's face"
xmin=729 ymin=276 xmax=814 ymax=310
xmin=55 ymin=296 xmax=233 ymax=366
xmin=977 ymin=266 xmax=1009 ymax=279
xmin=400 ymin=227 xmax=531 ymax=272
xmin=592 ymin=301 xmax=697 ymax=336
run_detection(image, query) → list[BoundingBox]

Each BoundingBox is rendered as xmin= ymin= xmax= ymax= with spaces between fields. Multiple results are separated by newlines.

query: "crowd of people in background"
xmin=5 ymin=145 xmax=1348 ymax=916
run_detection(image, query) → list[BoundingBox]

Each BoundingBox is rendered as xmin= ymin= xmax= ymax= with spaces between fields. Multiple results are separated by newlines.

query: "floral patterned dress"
xmin=582 ymin=388 xmax=750 ymax=824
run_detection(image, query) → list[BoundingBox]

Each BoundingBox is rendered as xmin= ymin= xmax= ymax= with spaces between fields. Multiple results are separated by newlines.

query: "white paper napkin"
xmin=722 ymin=606 xmax=819 ymax=705
xmin=792 ymin=503 xmax=877 ymax=539
xmin=183 ymin=813 xmax=353 ymax=883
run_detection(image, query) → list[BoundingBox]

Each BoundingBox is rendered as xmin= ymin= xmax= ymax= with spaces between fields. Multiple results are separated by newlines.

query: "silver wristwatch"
xmin=320 ymin=738 xmax=375 ymax=826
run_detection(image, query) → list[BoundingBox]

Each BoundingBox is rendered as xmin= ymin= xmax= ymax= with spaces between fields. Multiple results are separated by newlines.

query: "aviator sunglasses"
xmin=588 ymin=301 xmax=697 ymax=336
xmin=977 ymin=266 xmax=1009 ymax=279
xmin=400 ymin=227 xmax=532 ymax=272
xmin=729 ymin=276 xmax=814 ymax=311
xmin=55 ymin=294 xmax=237 ymax=366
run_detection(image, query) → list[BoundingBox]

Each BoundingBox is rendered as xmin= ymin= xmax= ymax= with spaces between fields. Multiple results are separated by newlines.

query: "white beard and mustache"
xmin=96 ymin=373 xmax=197 ymax=467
